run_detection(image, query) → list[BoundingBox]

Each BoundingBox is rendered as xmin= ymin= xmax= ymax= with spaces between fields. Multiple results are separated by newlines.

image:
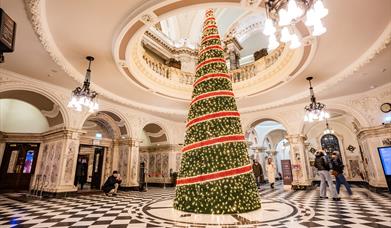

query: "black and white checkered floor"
xmin=0 ymin=184 xmax=390 ymax=228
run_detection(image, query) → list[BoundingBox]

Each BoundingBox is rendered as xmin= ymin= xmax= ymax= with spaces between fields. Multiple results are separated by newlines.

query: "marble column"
xmin=356 ymin=125 xmax=391 ymax=188
xmin=33 ymin=129 xmax=82 ymax=194
xmin=116 ymin=138 xmax=140 ymax=187
xmin=129 ymin=139 xmax=140 ymax=186
xmin=0 ymin=132 xmax=5 ymax=169
xmin=112 ymin=141 xmax=120 ymax=172
xmin=286 ymin=134 xmax=312 ymax=188
xmin=225 ymin=37 xmax=242 ymax=70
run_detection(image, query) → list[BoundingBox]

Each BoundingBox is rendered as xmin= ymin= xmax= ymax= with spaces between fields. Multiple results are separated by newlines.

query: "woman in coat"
xmin=266 ymin=157 xmax=276 ymax=189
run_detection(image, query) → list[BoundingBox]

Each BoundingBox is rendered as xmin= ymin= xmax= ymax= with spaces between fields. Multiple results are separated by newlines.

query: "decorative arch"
xmin=299 ymin=104 xmax=368 ymax=134
xmin=265 ymin=128 xmax=288 ymax=149
xmin=244 ymin=116 xmax=290 ymax=134
xmin=320 ymin=133 xmax=340 ymax=153
xmin=0 ymin=88 xmax=67 ymax=129
xmin=80 ymin=110 xmax=131 ymax=139
xmin=142 ymin=122 xmax=169 ymax=145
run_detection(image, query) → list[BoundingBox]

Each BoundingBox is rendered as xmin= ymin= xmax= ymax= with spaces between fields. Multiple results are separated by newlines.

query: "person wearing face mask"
xmin=331 ymin=151 xmax=356 ymax=198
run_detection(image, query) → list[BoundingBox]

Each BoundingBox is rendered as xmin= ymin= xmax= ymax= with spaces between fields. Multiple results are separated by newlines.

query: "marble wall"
xmin=140 ymin=145 xmax=181 ymax=184
xmin=0 ymin=69 xmax=390 ymax=191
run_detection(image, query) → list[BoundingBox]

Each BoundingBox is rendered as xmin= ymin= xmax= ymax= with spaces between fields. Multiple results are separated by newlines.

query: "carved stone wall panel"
xmin=149 ymin=153 xmax=156 ymax=177
xmin=63 ymin=141 xmax=77 ymax=184
xmin=175 ymin=152 xmax=182 ymax=172
xmin=155 ymin=153 xmax=162 ymax=177
xmin=49 ymin=142 xmax=63 ymax=185
xmin=118 ymin=145 xmax=129 ymax=185
xmin=162 ymin=153 xmax=169 ymax=177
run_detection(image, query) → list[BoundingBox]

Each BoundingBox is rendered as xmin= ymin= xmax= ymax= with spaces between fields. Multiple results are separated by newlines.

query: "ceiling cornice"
xmin=23 ymin=0 xmax=391 ymax=116
xmin=240 ymin=22 xmax=391 ymax=113
xmin=24 ymin=0 xmax=187 ymax=116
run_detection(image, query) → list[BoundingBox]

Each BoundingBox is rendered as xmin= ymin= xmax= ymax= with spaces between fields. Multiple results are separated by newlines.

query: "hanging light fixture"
xmin=68 ymin=56 xmax=99 ymax=113
xmin=304 ymin=76 xmax=329 ymax=122
xmin=263 ymin=0 xmax=328 ymax=51
xmin=323 ymin=119 xmax=334 ymax=135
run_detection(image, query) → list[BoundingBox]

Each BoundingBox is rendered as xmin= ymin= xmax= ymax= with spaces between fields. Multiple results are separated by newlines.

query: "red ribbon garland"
xmin=182 ymin=134 xmax=245 ymax=153
xmin=176 ymin=164 xmax=252 ymax=186
xmin=203 ymin=25 xmax=217 ymax=32
xmin=186 ymin=111 xmax=240 ymax=128
xmin=193 ymin=73 xmax=231 ymax=87
xmin=201 ymin=35 xmax=221 ymax=44
xmin=198 ymin=45 xmax=224 ymax=57
xmin=190 ymin=90 xmax=234 ymax=106
xmin=203 ymin=17 xmax=216 ymax=25
xmin=196 ymin=58 xmax=226 ymax=71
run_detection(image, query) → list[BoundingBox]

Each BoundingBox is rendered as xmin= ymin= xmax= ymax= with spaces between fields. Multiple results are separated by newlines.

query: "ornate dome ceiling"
xmin=1 ymin=0 xmax=390 ymax=121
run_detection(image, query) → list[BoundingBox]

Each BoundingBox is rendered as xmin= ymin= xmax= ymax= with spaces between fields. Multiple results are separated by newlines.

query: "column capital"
xmin=114 ymin=137 xmax=142 ymax=147
xmin=42 ymin=128 xmax=84 ymax=141
xmin=286 ymin=134 xmax=307 ymax=143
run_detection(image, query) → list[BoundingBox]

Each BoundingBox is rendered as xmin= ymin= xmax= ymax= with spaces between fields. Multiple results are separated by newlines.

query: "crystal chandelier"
xmin=304 ymin=76 xmax=329 ymax=122
xmin=68 ymin=56 xmax=99 ymax=112
xmin=323 ymin=119 xmax=334 ymax=134
xmin=263 ymin=0 xmax=328 ymax=51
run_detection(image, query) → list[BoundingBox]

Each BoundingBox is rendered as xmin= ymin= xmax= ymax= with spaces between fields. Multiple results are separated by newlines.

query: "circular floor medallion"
xmin=138 ymin=197 xmax=313 ymax=227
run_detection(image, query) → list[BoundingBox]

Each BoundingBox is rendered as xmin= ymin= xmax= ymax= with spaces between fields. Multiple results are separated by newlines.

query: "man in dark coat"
xmin=252 ymin=160 xmax=263 ymax=188
xmin=331 ymin=151 xmax=355 ymax=197
xmin=102 ymin=171 xmax=122 ymax=196
xmin=314 ymin=151 xmax=340 ymax=201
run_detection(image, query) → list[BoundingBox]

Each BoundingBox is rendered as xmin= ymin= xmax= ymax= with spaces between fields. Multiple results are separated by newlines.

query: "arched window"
xmin=320 ymin=134 xmax=340 ymax=154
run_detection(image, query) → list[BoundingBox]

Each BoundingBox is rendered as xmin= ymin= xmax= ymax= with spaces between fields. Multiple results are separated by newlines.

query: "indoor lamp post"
xmin=67 ymin=56 xmax=99 ymax=113
xmin=304 ymin=76 xmax=329 ymax=122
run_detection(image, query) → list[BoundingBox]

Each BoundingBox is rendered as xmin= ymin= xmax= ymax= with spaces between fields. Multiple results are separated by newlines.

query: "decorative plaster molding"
xmin=116 ymin=120 xmax=126 ymax=128
xmin=144 ymin=129 xmax=166 ymax=138
xmin=41 ymin=104 xmax=60 ymax=118
xmin=240 ymin=22 xmax=391 ymax=113
xmin=140 ymin=12 xmax=158 ymax=26
xmin=0 ymin=69 xmax=71 ymax=128
xmin=24 ymin=0 xmax=187 ymax=116
xmin=21 ymin=0 xmax=391 ymax=119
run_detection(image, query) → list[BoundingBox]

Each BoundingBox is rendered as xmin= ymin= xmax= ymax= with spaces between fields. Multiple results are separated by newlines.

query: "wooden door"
xmin=91 ymin=147 xmax=104 ymax=189
xmin=0 ymin=143 xmax=40 ymax=190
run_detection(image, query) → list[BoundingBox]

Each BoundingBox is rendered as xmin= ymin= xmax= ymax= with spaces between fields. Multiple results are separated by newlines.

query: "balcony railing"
xmin=142 ymin=45 xmax=284 ymax=85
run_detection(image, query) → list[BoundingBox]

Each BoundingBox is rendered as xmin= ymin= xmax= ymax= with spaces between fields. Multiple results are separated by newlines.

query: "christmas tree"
xmin=173 ymin=9 xmax=261 ymax=214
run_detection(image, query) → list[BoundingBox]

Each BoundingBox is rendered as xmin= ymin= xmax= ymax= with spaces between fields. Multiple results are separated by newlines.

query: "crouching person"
xmin=102 ymin=171 xmax=122 ymax=196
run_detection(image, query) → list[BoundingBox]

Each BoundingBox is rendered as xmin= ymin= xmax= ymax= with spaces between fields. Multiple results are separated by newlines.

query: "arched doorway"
xmin=76 ymin=111 xmax=129 ymax=191
xmin=139 ymin=123 xmax=174 ymax=187
xmin=321 ymin=134 xmax=340 ymax=154
xmin=246 ymin=119 xmax=291 ymax=185
xmin=0 ymin=90 xmax=65 ymax=191
xmin=303 ymin=109 xmax=365 ymax=182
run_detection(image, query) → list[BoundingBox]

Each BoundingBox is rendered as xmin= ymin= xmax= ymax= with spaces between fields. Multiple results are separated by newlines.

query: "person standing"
xmin=75 ymin=158 xmax=88 ymax=190
xmin=314 ymin=150 xmax=340 ymax=201
xmin=331 ymin=152 xmax=354 ymax=197
xmin=266 ymin=157 xmax=276 ymax=189
xmin=139 ymin=162 xmax=146 ymax=192
xmin=252 ymin=160 xmax=263 ymax=188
